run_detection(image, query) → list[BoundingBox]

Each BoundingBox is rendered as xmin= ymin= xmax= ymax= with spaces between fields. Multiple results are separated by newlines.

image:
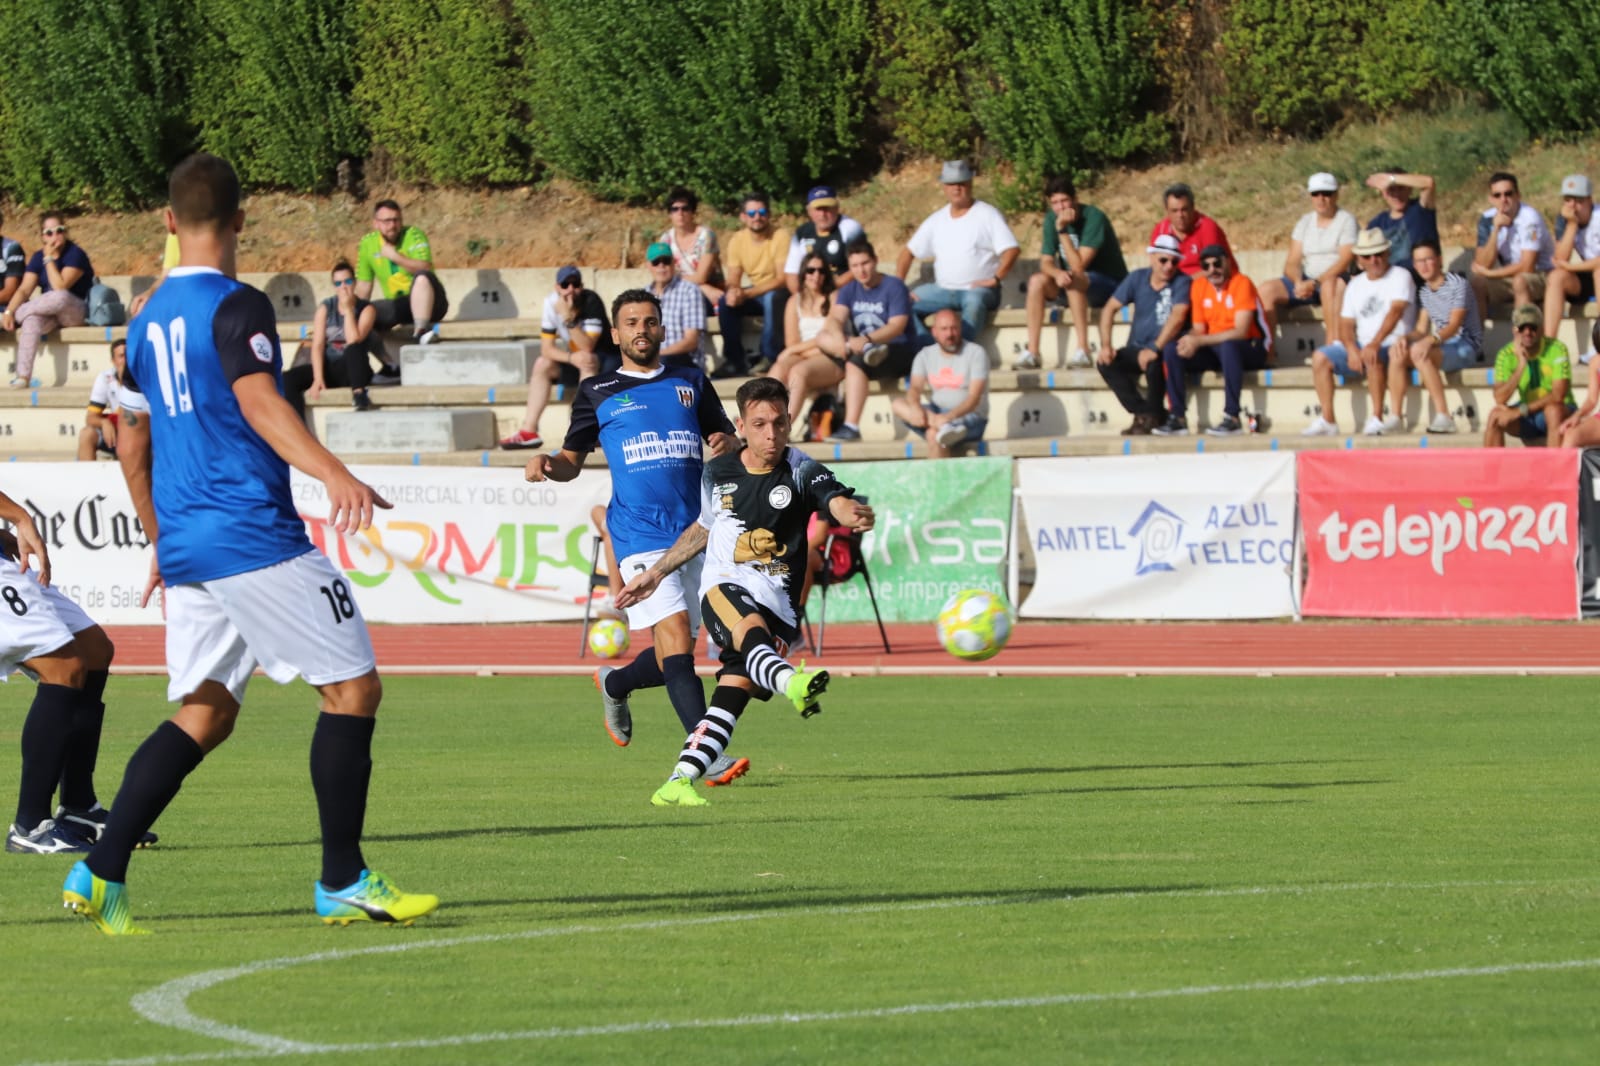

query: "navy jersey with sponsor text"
xmin=562 ymin=363 xmax=734 ymax=560
xmin=119 ymin=267 xmax=311 ymax=584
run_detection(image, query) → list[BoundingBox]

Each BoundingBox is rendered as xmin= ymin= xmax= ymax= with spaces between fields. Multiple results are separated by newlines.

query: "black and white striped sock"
xmin=745 ymin=643 xmax=795 ymax=694
xmin=674 ymin=706 xmax=741 ymax=780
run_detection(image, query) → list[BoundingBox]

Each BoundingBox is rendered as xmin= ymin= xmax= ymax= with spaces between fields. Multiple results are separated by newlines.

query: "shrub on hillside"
xmin=971 ymin=0 xmax=1168 ymax=184
xmin=1437 ymin=0 xmax=1600 ymax=138
xmin=353 ymin=0 xmax=533 ymax=185
xmin=0 ymin=0 xmax=186 ymax=207
xmin=868 ymin=0 xmax=982 ymax=162
xmin=188 ymin=0 xmax=366 ymax=191
xmin=517 ymin=0 xmax=871 ymax=205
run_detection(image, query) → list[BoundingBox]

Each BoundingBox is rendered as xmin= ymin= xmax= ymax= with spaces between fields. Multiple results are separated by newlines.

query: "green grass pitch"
xmin=2 ymin=673 xmax=1598 ymax=1064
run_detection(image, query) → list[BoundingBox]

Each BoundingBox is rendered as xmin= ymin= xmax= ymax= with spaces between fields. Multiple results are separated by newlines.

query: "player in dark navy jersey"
xmin=618 ymin=376 xmax=874 ymax=807
xmin=61 ymin=154 xmax=436 ymax=935
xmin=526 ymin=289 xmax=745 ymax=778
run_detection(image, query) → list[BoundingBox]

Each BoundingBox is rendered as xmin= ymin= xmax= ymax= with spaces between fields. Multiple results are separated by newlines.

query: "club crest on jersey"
xmin=676 ymin=385 xmax=695 ymax=408
xmin=768 ymin=484 xmax=794 ymax=509
xmin=248 ymin=332 xmax=274 ymax=364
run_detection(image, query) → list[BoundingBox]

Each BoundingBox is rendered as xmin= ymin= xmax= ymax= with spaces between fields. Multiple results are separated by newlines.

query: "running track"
xmin=99 ymin=621 xmax=1600 ymax=675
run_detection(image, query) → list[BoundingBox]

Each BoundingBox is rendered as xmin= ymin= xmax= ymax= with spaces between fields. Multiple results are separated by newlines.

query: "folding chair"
xmin=813 ymin=526 xmax=890 ymax=655
xmin=576 ymin=534 xmax=611 ymax=658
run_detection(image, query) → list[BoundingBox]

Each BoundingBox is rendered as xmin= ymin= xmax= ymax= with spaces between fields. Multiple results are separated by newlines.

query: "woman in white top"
xmin=766 ymin=253 xmax=841 ymax=437
xmin=658 ymin=186 xmax=722 ymax=304
xmin=1258 ymin=172 xmax=1359 ymax=348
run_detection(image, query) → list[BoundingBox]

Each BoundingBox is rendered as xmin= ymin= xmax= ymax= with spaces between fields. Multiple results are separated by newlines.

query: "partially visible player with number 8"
xmin=60 ymin=153 xmax=437 ymax=936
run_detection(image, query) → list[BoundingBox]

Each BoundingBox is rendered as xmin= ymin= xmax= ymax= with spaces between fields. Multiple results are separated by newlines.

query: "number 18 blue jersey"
xmin=120 ymin=267 xmax=311 ymax=585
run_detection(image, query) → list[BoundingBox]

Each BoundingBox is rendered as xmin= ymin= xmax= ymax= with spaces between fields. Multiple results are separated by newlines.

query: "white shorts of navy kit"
xmin=0 ymin=556 xmax=95 ymax=678
xmin=165 ymin=549 xmax=375 ymax=704
xmin=618 ymin=549 xmax=703 ymax=634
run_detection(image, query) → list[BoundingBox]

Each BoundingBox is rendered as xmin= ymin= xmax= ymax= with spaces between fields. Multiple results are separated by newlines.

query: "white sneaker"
xmin=1379 ymin=414 xmax=1404 ymax=434
xmin=936 ymin=420 xmax=969 ymax=447
xmin=1301 ymin=416 xmax=1338 ymax=437
xmin=1013 ymin=349 xmax=1041 ymax=370
xmin=1362 ymin=415 xmax=1386 ymax=436
xmin=1426 ymin=412 xmax=1457 ymax=434
xmin=1066 ymin=348 xmax=1093 ymax=368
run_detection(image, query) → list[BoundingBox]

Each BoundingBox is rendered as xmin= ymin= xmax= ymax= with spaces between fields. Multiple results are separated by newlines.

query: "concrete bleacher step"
xmin=398 ymin=340 xmax=538 ymax=387
xmin=322 ymin=408 xmax=497 ymax=454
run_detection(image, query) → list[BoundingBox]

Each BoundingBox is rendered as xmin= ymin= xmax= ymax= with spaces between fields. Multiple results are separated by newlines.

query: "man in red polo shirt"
xmin=1148 ymin=183 xmax=1235 ymax=277
xmin=1154 ymin=243 xmax=1267 ymax=436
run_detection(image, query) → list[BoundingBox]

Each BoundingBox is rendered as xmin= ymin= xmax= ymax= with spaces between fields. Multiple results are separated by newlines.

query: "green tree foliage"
xmin=353 ymin=0 xmax=532 ymax=184
xmin=971 ymin=0 xmax=1169 ymax=184
xmin=1221 ymin=0 xmax=1441 ymax=134
xmin=517 ymin=0 xmax=871 ymax=204
xmin=0 ymin=0 xmax=188 ymax=207
xmin=1436 ymin=0 xmax=1600 ymax=138
xmin=869 ymin=0 xmax=982 ymax=161
xmin=187 ymin=0 xmax=366 ymax=190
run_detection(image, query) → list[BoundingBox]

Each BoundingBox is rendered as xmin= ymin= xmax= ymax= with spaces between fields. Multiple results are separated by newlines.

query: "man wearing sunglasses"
xmin=500 ymin=266 xmax=620 ymax=449
xmin=1541 ymin=175 xmax=1600 ymax=337
xmin=1485 ymin=304 xmax=1573 ymax=448
xmin=715 ymin=193 xmax=791 ymax=379
xmin=1469 ymin=171 xmax=1554 ymax=319
xmin=646 ymin=241 xmax=707 ymax=371
xmin=1258 ymin=173 xmax=1357 ymax=348
xmin=1156 ymin=243 xmax=1267 ymax=436
xmin=783 ymin=186 xmax=864 ymax=294
xmin=354 ymin=200 xmax=449 ymax=379
xmin=1304 ymin=228 xmax=1416 ymax=437
xmin=1096 ymin=234 xmax=1191 ymax=435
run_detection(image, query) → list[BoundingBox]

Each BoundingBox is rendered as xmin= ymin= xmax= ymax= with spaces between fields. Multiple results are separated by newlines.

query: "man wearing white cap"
xmin=1303 ymin=227 xmax=1416 ymax=437
xmin=1542 ymin=174 xmax=1600 ymax=337
xmin=895 ymin=160 xmax=1019 ymax=344
xmin=1258 ymin=173 xmax=1357 ymax=347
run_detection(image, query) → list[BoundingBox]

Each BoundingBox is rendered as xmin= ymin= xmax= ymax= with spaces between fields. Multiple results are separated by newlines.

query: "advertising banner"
xmin=1016 ymin=453 xmax=1296 ymax=619
xmin=816 ymin=457 xmax=1011 ymax=623
xmin=1582 ymin=450 xmax=1600 ymax=618
xmin=1298 ymin=450 xmax=1579 ymax=619
xmin=0 ymin=463 xmax=611 ymax=625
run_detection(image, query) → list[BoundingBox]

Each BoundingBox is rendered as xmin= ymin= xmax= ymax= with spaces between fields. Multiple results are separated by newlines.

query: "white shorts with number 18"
xmin=165 ymin=549 xmax=376 ymax=703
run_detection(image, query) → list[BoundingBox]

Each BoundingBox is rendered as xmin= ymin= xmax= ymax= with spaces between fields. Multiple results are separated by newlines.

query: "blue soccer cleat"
xmin=63 ymin=860 xmax=147 ymax=935
xmin=316 ymin=868 xmax=439 ymax=926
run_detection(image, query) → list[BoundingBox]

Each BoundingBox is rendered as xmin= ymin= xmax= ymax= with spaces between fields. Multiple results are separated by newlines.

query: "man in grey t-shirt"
xmin=889 ymin=307 xmax=990 ymax=458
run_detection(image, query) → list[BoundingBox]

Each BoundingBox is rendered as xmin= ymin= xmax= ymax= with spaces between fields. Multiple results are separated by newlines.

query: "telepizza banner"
xmin=1016 ymin=453 xmax=1296 ymax=618
xmin=1298 ymin=450 xmax=1579 ymax=619
xmin=0 ymin=463 xmax=611 ymax=624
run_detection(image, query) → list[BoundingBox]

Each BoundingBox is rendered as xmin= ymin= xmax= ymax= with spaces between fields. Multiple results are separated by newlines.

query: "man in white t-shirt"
xmin=1470 ymin=170 xmax=1555 ymax=317
xmin=76 ymin=339 xmax=124 ymax=460
xmin=1542 ymin=174 xmax=1600 ymax=337
xmin=1304 ymin=228 xmax=1417 ymax=437
xmin=889 ymin=309 xmax=989 ymax=458
xmin=1257 ymin=172 xmax=1357 ymax=347
xmin=894 ymin=160 xmax=1019 ymax=344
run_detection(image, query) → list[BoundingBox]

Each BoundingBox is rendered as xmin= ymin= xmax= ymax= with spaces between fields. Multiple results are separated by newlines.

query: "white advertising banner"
xmin=0 ymin=463 xmax=612 ymax=625
xmin=1017 ymin=453 xmax=1297 ymax=619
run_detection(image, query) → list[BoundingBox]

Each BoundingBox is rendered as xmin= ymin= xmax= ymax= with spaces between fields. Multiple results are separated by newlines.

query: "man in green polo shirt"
xmin=1485 ymin=303 xmax=1574 ymax=446
xmin=354 ymin=199 xmax=449 ymax=377
xmin=1016 ymin=175 xmax=1127 ymax=370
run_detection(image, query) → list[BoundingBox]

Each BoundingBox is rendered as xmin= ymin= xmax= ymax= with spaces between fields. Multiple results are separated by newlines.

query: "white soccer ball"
xmin=587 ymin=617 xmax=631 ymax=659
xmin=936 ymin=589 xmax=1013 ymax=662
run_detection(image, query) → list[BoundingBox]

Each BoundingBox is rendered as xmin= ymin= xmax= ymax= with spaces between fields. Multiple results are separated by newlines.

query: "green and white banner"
xmin=818 ymin=457 xmax=1012 ymax=623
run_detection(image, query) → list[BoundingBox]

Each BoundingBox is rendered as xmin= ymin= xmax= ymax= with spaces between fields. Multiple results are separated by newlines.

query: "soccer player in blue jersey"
xmin=525 ymin=289 xmax=745 ymax=780
xmin=60 ymin=154 xmax=437 ymax=935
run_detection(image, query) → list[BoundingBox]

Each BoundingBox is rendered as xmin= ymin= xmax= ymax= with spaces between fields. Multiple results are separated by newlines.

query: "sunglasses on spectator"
xmin=333 ymin=277 xmax=355 ymax=287
xmin=803 ymin=266 xmax=826 ymax=275
xmin=560 ymin=281 xmax=583 ymax=290
xmin=668 ymin=204 xmax=692 ymax=213
xmin=745 ymin=208 xmax=769 ymax=217
xmin=1310 ymin=190 xmax=1335 ymax=198
xmin=42 ymin=226 xmax=66 ymax=236
xmin=1153 ymin=255 xmax=1177 ymax=265
xmin=1516 ymin=323 xmax=1541 ymax=334
xmin=1201 ymin=257 xmax=1225 ymax=269
xmin=649 ymin=256 xmax=673 ymax=267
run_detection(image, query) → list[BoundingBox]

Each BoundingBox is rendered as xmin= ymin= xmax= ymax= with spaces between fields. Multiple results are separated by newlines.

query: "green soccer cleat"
xmin=651 ymin=775 xmax=708 ymax=807
xmin=784 ymin=662 xmax=829 ymax=718
xmin=62 ymin=860 xmax=148 ymax=936
xmin=316 ymin=868 xmax=439 ymax=927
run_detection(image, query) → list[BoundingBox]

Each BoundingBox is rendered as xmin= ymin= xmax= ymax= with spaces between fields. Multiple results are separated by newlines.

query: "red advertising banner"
xmin=1298 ymin=450 xmax=1580 ymax=619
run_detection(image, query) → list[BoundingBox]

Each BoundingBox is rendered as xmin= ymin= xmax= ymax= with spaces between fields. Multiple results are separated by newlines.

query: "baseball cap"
xmin=1307 ymin=172 xmax=1339 ymax=194
xmin=806 ymin=185 xmax=840 ymax=208
xmin=1562 ymin=174 xmax=1592 ymax=198
xmin=645 ymin=242 xmax=673 ymax=263
xmin=1198 ymin=244 xmax=1228 ymax=262
xmin=556 ymin=265 xmax=582 ymax=287
xmin=1512 ymin=304 xmax=1543 ymax=329
xmin=940 ymin=160 xmax=974 ymax=184
xmin=1146 ymin=234 xmax=1183 ymax=257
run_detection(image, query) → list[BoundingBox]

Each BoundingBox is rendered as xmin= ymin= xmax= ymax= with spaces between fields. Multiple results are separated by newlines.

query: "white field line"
xmin=15 ymin=877 xmax=1594 ymax=1066
xmin=107 ymin=664 xmax=1600 ymax=678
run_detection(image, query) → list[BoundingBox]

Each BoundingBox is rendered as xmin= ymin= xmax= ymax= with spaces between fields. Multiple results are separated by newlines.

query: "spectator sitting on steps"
xmin=283 ymin=260 xmax=379 ymax=423
xmin=896 ymin=159 xmax=1019 ymax=344
xmin=783 ymin=185 xmax=864 ymax=293
xmin=714 ymin=192 xmax=791 ymax=379
xmin=355 ymin=199 xmax=450 ymax=381
xmin=1542 ymin=174 xmax=1600 ymax=338
xmin=77 ymin=339 xmax=125 ymax=461
xmin=1485 ymin=304 xmax=1573 ymax=448
xmin=1391 ymin=240 xmax=1480 ymax=436
xmin=1469 ymin=171 xmax=1554 ymax=319
xmin=1016 ymin=174 xmax=1127 ymax=371
xmin=1154 ymin=243 xmax=1267 ymax=437
xmin=500 ymin=266 xmax=620 ymax=450
xmin=1096 ymin=233 xmax=1191 ymax=436
xmin=3 ymin=213 xmax=92 ymax=389
xmin=1257 ymin=172 xmax=1357 ymax=349
xmin=890 ymin=308 xmax=989 ymax=458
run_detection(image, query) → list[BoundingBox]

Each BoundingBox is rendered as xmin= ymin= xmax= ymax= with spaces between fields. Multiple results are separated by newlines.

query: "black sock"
xmin=310 ymin=713 xmax=374 ymax=889
xmin=606 ymin=648 xmax=663 ymax=698
xmin=15 ymin=683 xmax=81 ymax=829
xmin=661 ymin=653 xmax=707 ymax=735
xmin=58 ymin=669 xmax=109 ymax=810
xmin=87 ymin=721 xmax=203 ymax=882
